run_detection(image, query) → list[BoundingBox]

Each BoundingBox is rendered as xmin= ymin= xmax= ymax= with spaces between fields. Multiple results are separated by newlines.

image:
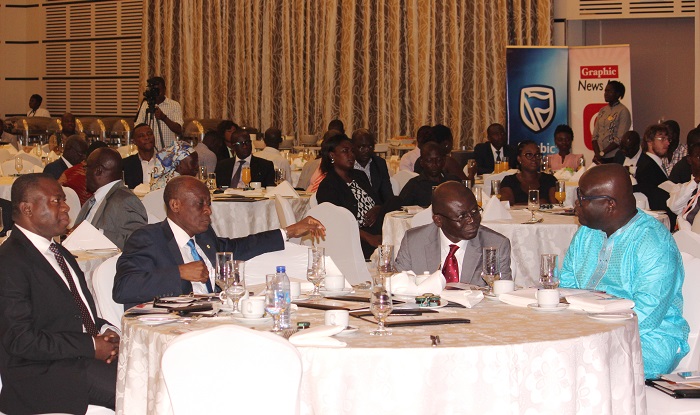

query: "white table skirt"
xmin=210 ymin=196 xmax=310 ymax=239
xmin=116 ymin=299 xmax=646 ymax=414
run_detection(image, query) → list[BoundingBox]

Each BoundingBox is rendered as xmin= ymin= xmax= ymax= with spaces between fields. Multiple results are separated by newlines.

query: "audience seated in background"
xmin=618 ymin=131 xmax=642 ymax=178
xmin=302 ymin=129 xmax=344 ymax=192
xmin=667 ymin=142 xmax=700 ymax=230
xmin=663 ymin=119 xmax=686 ymax=176
xmin=327 ymin=119 xmax=345 ymax=135
xmin=48 ymin=113 xmax=85 ymax=154
xmin=256 ymin=127 xmax=292 ymax=184
xmin=215 ymin=129 xmax=275 ymax=188
xmin=560 ymin=164 xmax=688 ymax=379
xmin=396 ymin=181 xmax=512 ymax=286
xmin=26 ymin=93 xmax=50 ymax=118
xmin=193 ymin=133 xmax=217 ymax=174
xmin=44 ymin=135 xmax=88 ymax=180
xmin=500 ymin=140 xmax=557 ymax=205
xmin=669 ymin=128 xmax=700 ymax=184
xmin=215 ymin=120 xmax=239 ymax=162
xmin=473 ymin=123 xmax=517 ymax=174
xmin=0 ymin=118 xmax=19 ymax=150
xmin=414 ymin=124 xmax=466 ymax=180
xmin=399 ymin=125 xmax=431 ymax=172
xmin=113 ymin=176 xmax=325 ymax=310
xmin=151 ymin=141 xmax=199 ymax=191
xmin=546 ymin=124 xmax=582 ymax=171
xmin=400 ymin=142 xmax=460 ymax=207
xmin=352 ymin=128 xmax=393 ymax=204
xmin=123 ymin=123 xmax=156 ymax=189
xmin=59 ymin=141 xmax=108 ymax=205
xmin=633 ymin=123 xmax=676 ymax=228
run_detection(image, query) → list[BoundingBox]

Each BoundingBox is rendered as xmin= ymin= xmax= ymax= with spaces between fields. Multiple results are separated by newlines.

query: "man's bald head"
xmin=432 ymin=181 xmax=472 ymax=212
xmin=62 ymin=135 xmax=88 ymax=165
xmin=577 ymin=164 xmax=637 ymax=234
xmin=85 ymin=147 xmax=123 ymax=193
xmin=432 ymin=181 xmax=481 ymax=242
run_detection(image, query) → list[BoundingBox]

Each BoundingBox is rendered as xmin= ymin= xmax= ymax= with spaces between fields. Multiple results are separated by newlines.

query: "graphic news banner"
xmin=506 ymin=47 xmax=569 ymax=157
xmin=568 ymin=45 xmax=632 ymax=164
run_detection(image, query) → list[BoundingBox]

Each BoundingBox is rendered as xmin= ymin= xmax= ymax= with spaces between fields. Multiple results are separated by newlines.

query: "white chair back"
xmin=674 ymin=230 xmax=700 ymax=259
xmin=141 ymin=188 xmax=166 ymax=223
xmin=274 ymin=195 xmax=297 ymax=228
xmin=162 ymin=325 xmax=302 ymax=415
xmin=693 ymin=216 xmax=700 ymax=235
xmin=91 ymin=254 xmax=123 ymax=327
xmin=245 ymin=242 xmax=310 ymax=286
xmin=63 ymin=186 xmax=81 ymax=228
xmin=0 ymin=149 xmax=12 ymax=163
xmin=410 ymin=205 xmax=433 ymax=228
xmin=303 ymin=202 xmax=370 ymax=285
xmin=1 ymin=159 xmax=34 ymax=175
xmin=390 ymin=170 xmax=418 ymax=195
xmin=633 ymin=192 xmax=649 ymax=210
xmin=308 ymin=192 xmax=318 ymax=208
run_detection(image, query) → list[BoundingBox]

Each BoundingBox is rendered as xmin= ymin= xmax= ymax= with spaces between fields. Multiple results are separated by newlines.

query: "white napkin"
xmin=403 ymin=205 xmax=423 ymax=215
xmin=265 ymin=181 xmax=299 ymax=198
xmin=483 ymin=169 xmax=518 ymax=195
xmin=390 ymin=270 xmax=445 ymax=296
xmin=481 ymin=196 xmax=512 ymax=221
xmin=498 ymin=288 xmax=539 ymax=307
xmin=63 ymin=221 xmax=118 ymax=251
xmin=569 ymin=166 xmax=586 ymax=183
xmin=289 ymin=325 xmax=347 ymax=348
xmin=298 ymin=256 xmax=350 ymax=292
xmin=441 ymin=289 xmax=483 ymax=308
xmin=291 ymin=157 xmax=306 ymax=170
xmin=565 ymin=293 xmax=635 ymax=313
xmin=133 ymin=183 xmax=150 ymax=197
xmin=224 ymin=188 xmax=264 ymax=197
xmin=554 ymin=169 xmax=574 ymax=181
xmin=658 ymin=180 xmax=677 ymax=194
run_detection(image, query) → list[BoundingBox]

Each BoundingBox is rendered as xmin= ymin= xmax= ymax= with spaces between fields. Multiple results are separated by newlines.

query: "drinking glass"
xmin=306 ymin=247 xmax=326 ymax=300
xmin=14 ymin=157 xmax=23 ymax=175
xmin=225 ymin=260 xmax=246 ymax=314
xmin=473 ymin=186 xmax=483 ymax=208
xmin=577 ymin=156 xmax=585 ymax=171
xmin=500 ymin=157 xmax=509 ymax=173
xmin=376 ymin=245 xmax=395 ymax=286
xmin=34 ymin=143 xmax=42 ymax=157
xmin=266 ymin=274 xmax=288 ymax=332
xmin=541 ymin=157 xmax=551 ymax=174
xmin=491 ymin=179 xmax=501 ymax=200
xmin=527 ymin=189 xmax=539 ymax=223
xmin=540 ymin=254 xmax=560 ymax=289
xmin=241 ymin=166 xmax=252 ymax=189
xmin=274 ymin=168 xmax=286 ymax=185
xmin=466 ymin=159 xmax=477 ymax=179
xmin=215 ymin=252 xmax=233 ymax=301
xmin=481 ymin=247 xmax=500 ymax=294
xmin=198 ymin=166 xmax=207 ymax=182
xmin=369 ymin=285 xmax=393 ymax=336
xmin=555 ymin=180 xmax=567 ymax=207
xmin=207 ymin=173 xmax=217 ymax=192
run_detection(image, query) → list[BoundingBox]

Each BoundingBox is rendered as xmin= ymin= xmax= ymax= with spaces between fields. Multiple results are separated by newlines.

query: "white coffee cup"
xmin=324 ymin=310 xmax=349 ymax=327
xmin=324 ymin=274 xmax=345 ymax=291
xmin=290 ymin=281 xmax=301 ymax=299
xmin=535 ymin=288 xmax=560 ymax=308
xmin=250 ymin=181 xmax=262 ymax=190
xmin=241 ymin=296 xmax=266 ymax=318
xmin=493 ymin=279 xmax=515 ymax=295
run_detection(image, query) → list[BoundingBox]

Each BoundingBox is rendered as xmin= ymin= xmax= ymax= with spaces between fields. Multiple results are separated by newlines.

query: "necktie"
xmin=48 ymin=243 xmax=98 ymax=336
xmin=683 ymin=187 xmax=700 ymax=225
xmin=442 ymin=244 xmax=460 ymax=283
xmin=231 ymin=160 xmax=245 ymax=188
xmin=84 ymin=196 xmax=97 ymax=221
xmin=496 ymin=150 xmax=501 ymax=162
xmin=186 ymin=239 xmax=212 ymax=293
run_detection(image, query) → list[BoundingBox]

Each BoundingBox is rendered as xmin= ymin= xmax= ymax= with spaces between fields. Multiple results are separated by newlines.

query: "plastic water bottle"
xmin=277 ymin=266 xmax=292 ymax=329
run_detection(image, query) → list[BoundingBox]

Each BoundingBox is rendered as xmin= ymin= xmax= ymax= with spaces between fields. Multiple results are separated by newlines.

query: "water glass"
xmin=369 ymin=286 xmax=393 ymax=336
xmin=481 ymin=247 xmax=500 ymax=294
xmin=527 ymin=189 xmax=539 ymax=222
xmin=376 ymin=245 xmax=395 ymax=286
xmin=306 ymin=247 xmax=326 ymax=300
xmin=215 ymin=252 xmax=233 ymax=299
xmin=491 ymin=179 xmax=501 ymax=200
xmin=14 ymin=157 xmax=23 ymax=175
xmin=473 ymin=186 xmax=483 ymax=208
xmin=540 ymin=254 xmax=560 ymax=289
xmin=555 ymin=180 xmax=567 ymax=207
xmin=207 ymin=173 xmax=217 ymax=192
xmin=198 ymin=166 xmax=207 ymax=182
xmin=265 ymin=274 xmax=288 ymax=332
xmin=274 ymin=168 xmax=286 ymax=185
xmin=226 ymin=260 xmax=246 ymax=314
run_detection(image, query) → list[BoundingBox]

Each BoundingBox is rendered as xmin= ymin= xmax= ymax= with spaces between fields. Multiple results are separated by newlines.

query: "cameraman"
xmin=135 ymin=76 xmax=183 ymax=149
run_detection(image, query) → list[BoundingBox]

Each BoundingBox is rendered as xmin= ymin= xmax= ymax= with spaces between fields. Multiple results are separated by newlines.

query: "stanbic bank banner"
xmin=506 ymin=47 xmax=569 ymax=156
xmin=568 ymin=45 xmax=632 ymax=162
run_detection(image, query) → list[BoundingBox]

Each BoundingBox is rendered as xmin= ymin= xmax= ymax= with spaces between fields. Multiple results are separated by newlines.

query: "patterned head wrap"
xmin=150 ymin=141 xmax=195 ymax=190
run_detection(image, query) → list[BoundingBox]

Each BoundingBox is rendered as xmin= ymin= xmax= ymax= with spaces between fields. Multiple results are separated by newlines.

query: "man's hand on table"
xmin=94 ymin=329 xmax=120 ymax=364
xmin=178 ymin=261 xmax=209 ymax=283
xmin=286 ymin=216 xmax=326 ymax=242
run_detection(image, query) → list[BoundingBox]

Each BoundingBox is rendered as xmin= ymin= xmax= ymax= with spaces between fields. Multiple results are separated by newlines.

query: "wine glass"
xmin=274 ymin=168 xmax=286 ymax=185
xmin=376 ymin=245 xmax=395 ymax=287
xmin=34 ymin=143 xmax=42 ymax=158
xmin=491 ymin=179 xmax=501 ymax=200
xmin=555 ymin=180 xmax=567 ymax=207
xmin=206 ymin=173 xmax=217 ymax=192
xmin=369 ymin=286 xmax=393 ymax=336
xmin=481 ymin=247 xmax=500 ymax=295
xmin=306 ymin=247 xmax=326 ymax=300
xmin=198 ymin=166 xmax=207 ymax=183
xmin=540 ymin=254 xmax=560 ymax=289
xmin=541 ymin=157 xmax=551 ymax=174
xmin=215 ymin=252 xmax=233 ymax=304
xmin=241 ymin=166 xmax=252 ymax=189
xmin=473 ymin=186 xmax=483 ymax=208
xmin=527 ymin=189 xmax=539 ymax=223
xmin=225 ymin=260 xmax=246 ymax=314
xmin=14 ymin=157 xmax=23 ymax=176
xmin=265 ymin=273 xmax=288 ymax=332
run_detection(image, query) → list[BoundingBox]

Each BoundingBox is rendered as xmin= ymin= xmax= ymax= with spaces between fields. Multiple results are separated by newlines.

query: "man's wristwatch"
xmin=599 ymin=151 xmax=605 ymax=157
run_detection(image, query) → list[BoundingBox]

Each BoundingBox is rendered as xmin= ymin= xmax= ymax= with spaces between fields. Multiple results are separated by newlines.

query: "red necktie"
xmin=442 ymin=244 xmax=460 ymax=283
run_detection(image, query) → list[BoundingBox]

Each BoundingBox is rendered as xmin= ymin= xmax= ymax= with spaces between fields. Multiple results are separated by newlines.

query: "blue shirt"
xmin=561 ymin=209 xmax=689 ymax=378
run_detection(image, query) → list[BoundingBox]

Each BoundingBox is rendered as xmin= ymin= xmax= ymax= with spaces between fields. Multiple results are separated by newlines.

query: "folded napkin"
xmin=658 ymin=180 xmax=677 ymax=194
xmin=298 ymin=256 xmax=350 ymax=292
xmin=289 ymin=325 xmax=347 ymax=348
xmin=481 ymin=195 xmax=512 ymax=221
xmin=390 ymin=270 xmax=445 ymax=296
xmin=266 ymin=181 xmax=299 ymax=198
xmin=569 ymin=166 xmax=586 ymax=183
xmin=133 ymin=183 xmax=150 ymax=197
xmin=565 ymin=293 xmax=635 ymax=313
xmin=63 ymin=221 xmax=118 ymax=251
xmin=554 ymin=168 xmax=574 ymax=181
xmin=498 ymin=288 xmax=539 ymax=307
xmin=483 ymin=169 xmax=518 ymax=195
xmin=402 ymin=205 xmax=423 ymax=215
xmin=291 ymin=157 xmax=306 ymax=170
xmin=224 ymin=188 xmax=264 ymax=197
xmin=441 ymin=289 xmax=484 ymax=308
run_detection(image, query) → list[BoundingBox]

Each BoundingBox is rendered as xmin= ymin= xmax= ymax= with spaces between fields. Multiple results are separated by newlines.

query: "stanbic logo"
xmin=580 ymin=65 xmax=618 ymax=79
xmin=519 ymin=86 xmax=555 ymax=133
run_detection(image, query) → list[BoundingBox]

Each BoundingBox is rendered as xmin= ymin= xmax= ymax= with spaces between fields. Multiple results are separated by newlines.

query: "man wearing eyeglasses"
xmin=395 ymin=181 xmax=512 ymax=286
xmin=561 ymin=164 xmax=688 ymax=379
xmin=214 ymin=129 xmax=275 ymax=188
xmin=633 ymin=123 xmax=676 ymax=228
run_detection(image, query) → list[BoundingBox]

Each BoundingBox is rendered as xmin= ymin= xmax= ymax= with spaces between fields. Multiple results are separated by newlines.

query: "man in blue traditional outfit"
xmin=561 ymin=164 xmax=689 ymax=379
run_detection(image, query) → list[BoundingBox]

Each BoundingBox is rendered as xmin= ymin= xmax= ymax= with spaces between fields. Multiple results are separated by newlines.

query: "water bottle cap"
xmin=276 ymin=266 xmax=286 ymax=273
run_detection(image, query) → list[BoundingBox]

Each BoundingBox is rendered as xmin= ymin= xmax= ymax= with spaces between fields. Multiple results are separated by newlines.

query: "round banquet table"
xmin=210 ymin=196 xmax=311 ymax=239
xmin=115 ymin=298 xmax=646 ymax=414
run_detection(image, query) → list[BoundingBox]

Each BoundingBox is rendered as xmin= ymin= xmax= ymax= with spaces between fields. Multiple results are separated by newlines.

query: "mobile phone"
xmin=677 ymin=371 xmax=700 ymax=379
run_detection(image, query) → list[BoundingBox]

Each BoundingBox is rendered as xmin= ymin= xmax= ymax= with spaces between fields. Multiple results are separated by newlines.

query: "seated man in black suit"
xmin=43 ymin=135 xmax=88 ymax=179
xmin=123 ymin=123 xmax=157 ymax=189
xmin=352 ymin=128 xmax=394 ymax=203
xmin=0 ymin=174 xmax=119 ymax=414
xmin=400 ymin=142 xmax=461 ymax=207
xmin=414 ymin=124 xmax=467 ymax=180
xmin=670 ymin=128 xmax=700 ymax=184
xmin=215 ymin=129 xmax=275 ymax=188
xmin=113 ymin=176 xmax=325 ymax=310
xmin=634 ymin=123 xmax=676 ymax=227
xmin=473 ymin=123 xmax=517 ymax=174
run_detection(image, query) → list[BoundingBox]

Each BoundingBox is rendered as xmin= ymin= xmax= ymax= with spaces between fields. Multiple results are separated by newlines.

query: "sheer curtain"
xmin=141 ymin=0 xmax=551 ymax=148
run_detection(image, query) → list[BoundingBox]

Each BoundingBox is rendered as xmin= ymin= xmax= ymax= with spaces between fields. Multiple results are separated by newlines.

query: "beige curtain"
xmin=141 ymin=0 xmax=551 ymax=148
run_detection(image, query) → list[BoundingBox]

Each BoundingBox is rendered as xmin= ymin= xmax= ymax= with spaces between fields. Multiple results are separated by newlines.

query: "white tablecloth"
xmin=116 ymin=299 xmax=646 ymax=414
xmin=210 ymin=196 xmax=311 ymax=238
xmin=0 ymin=176 xmax=13 ymax=200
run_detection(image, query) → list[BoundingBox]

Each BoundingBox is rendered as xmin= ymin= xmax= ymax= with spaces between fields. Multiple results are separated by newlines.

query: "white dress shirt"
xmin=623 ymin=148 xmax=642 ymax=172
xmin=491 ymin=144 xmax=504 ymax=163
xmin=438 ymin=228 xmax=468 ymax=277
xmin=86 ymin=180 xmax=121 ymax=223
xmin=27 ymin=108 xmax=51 ymax=117
xmin=135 ymin=97 xmax=184 ymax=149
xmin=354 ymin=159 xmax=373 ymax=185
xmin=140 ymin=155 xmax=156 ymax=186
xmin=399 ymin=147 xmax=421 ymax=172
xmin=167 ymin=218 xmax=215 ymax=294
xmin=256 ymin=146 xmax=292 ymax=184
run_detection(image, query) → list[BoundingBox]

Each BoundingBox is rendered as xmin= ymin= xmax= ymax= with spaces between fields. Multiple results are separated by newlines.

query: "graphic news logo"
xmin=580 ymin=65 xmax=619 ymax=79
xmin=519 ymin=86 xmax=556 ymax=133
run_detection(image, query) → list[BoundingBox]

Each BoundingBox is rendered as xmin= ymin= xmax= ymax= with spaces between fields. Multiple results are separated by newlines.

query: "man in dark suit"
xmin=351 ymin=128 xmax=394 ymax=203
xmin=473 ymin=123 xmax=517 ymax=174
xmin=634 ymin=123 xmax=676 ymax=227
xmin=113 ymin=176 xmax=325 ymax=310
xmin=43 ymin=135 xmax=88 ymax=179
xmin=0 ymin=198 xmax=12 ymax=236
xmin=123 ymin=123 xmax=157 ymax=189
xmin=0 ymin=174 xmax=119 ymax=414
xmin=395 ymin=181 xmax=512 ymax=286
xmin=74 ymin=147 xmax=147 ymax=249
xmin=215 ymin=129 xmax=275 ymax=188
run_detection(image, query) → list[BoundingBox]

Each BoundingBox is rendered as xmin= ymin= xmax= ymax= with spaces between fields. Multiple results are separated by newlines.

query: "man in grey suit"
xmin=395 ymin=181 xmax=512 ymax=286
xmin=74 ymin=147 xmax=147 ymax=249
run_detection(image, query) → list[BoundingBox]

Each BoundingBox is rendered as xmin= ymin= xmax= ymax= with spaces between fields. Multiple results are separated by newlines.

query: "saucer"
xmin=483 ymin=293 xmax=501 ymax=301
xmin=527 ymin=303 xmax=569 ymax=312
xmin=234 ymin=316 xmax=272 ymax=324
xmin=320 ymin=288 xmax=354 ymax=297
xmin=334 ymin=325 xmax=359 ymax=336
xmin=137 ymin=315 xmax=179 ymax=325
xmin=587 ymin=312 xmax=634 ymax=322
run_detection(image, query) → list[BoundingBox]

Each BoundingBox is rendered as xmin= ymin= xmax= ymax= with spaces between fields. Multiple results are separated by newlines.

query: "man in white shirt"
xmin=667 ymin=143 xmax=700 ymax=230
xmin=134 ymin=76 xmax=183 ymax=149
xmin=123 ymin=123 xmax=156 ymax=189
xmin=633 ymin=123 xmax=675 ymax=226
xmin=26 ymin=94 xmax=51 ymax=117
xmin=399 ymin=125 xmax=431 ymax=172
xmin=256 ymin=127 xmax=292 ymax=184
xmin=194 ymin=131 xmax=218 ymax=175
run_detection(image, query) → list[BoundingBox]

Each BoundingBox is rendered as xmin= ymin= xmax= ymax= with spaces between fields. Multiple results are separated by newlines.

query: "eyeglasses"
xmin=576 ymin=187 xmax=616 ymax=204
xmin=521 ymin=152 xmax=542 ymax=160
xmin=233 ymin=140 xmax=252 ymax=147
xmin=653 ymin=135 xmax=670 ymax=142
xmin=435 ymin=207 xmax=481 ymax=225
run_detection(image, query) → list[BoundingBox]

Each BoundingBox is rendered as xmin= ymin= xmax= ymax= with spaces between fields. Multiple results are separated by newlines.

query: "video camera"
xmin=143 ymin=79 xmax=160 ymax=112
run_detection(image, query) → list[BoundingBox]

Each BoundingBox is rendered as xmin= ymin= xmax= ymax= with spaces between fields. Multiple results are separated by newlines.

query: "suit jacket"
xmin=634 ymin=152 xmax=676 ymax=227
xmin=317 ymin=169 xmax=380 ymax=220
xmin=360 ymin=155 xmax=394 ymax=203
xmin=395 ymin=223 xmax=512 ymax=286
xmin=74 ymin=182 xmax=147 ymax=249
xmin=0 ymin=198 xmax=12 ymax=236
xmin=473 ymin=143 xmax=517 ymax=175
xmin=0 ymin=227 xmax=111 ymax=414
xmin=113 ymin=220 xmax=285 ymax=310
xmin=43 ymin=158 xmax=68 ymax=180
xmin=215 ymin=155 xmax=276 ymax=188
xmin=122 ymin=154 xmax=144 ymax=189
